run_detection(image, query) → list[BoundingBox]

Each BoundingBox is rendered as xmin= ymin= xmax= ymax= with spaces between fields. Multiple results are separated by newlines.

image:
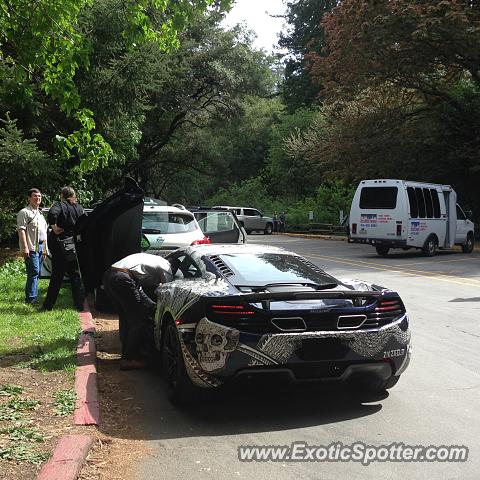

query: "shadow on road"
xmin=122 ymin=368 xmax=386 ymax=441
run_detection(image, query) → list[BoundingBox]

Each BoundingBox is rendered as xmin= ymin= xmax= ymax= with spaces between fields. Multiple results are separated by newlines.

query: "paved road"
xmin=132 ymin=235 xmax=480 ymax=480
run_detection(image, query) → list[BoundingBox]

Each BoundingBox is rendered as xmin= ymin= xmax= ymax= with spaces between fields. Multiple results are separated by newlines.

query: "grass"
xmin=0 ymin=257 xmax=82 ymax=469
xmin=0 ymin=258 xmax=80 ymax=374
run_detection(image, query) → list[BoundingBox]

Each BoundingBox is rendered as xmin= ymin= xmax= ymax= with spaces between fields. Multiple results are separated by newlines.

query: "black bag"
xmin=59 ymin=236 xmax=77 ymax=262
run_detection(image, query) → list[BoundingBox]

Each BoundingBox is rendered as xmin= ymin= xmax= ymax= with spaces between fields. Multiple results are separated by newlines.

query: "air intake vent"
xmin=209 ymin=255 xmax=234 ymax=278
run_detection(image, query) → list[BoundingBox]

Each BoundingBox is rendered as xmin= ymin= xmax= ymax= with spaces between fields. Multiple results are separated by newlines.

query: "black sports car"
xmin=155 ymin=244 xmax=411 ymax=404
xmin=74 ymin=180 xmax=411 ymax=404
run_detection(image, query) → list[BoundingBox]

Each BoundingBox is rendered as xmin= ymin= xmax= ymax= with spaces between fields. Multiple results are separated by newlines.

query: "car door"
xmin=455 ymin=204 xmax=469 ymax=244
xmin=193 ymin=210 xmax=246 ymax=244
xmin=74 ymin=178 xmax=144 ymax=293
xmin=243 ymin=208 xmax=262 ymax=230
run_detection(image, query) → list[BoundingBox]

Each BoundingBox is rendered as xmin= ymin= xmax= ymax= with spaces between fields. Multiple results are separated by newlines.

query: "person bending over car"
xmin=102 ymin=253 xmax=173 ymax=370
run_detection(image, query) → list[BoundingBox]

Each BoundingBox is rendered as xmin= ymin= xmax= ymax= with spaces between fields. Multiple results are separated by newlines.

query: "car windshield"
xmin=142 ymin=212 xmax=197 ymax=234
xmin=218 ymin=253 xmax=338 ymax=287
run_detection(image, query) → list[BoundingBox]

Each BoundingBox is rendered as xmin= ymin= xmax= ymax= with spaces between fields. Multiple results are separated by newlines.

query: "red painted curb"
xmin=74 ymin=333 xmax=100 ymax=425
xmin=37 ymin=434 xmax=94 ymax=480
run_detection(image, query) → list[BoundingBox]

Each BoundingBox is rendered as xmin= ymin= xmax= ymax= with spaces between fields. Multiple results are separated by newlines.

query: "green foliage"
xmin=0 ymin=385 xmax=23 ymax=397
xmin=0 ymin=116 xmax=58 ymax=242
xmin=0 ymin=260 xmax=79 ymax=373
xmin=0 ymin=425 xmax=44 ymax=443
xmin=0 ymin=0 xmax=231 ymax=172
xmin=279 ymin=0 xmax=337 ymax=110
xmin=53 ymin=389 xmax=76 ymax=416
xmin=0 ymin=444 xmax=49 ymax=464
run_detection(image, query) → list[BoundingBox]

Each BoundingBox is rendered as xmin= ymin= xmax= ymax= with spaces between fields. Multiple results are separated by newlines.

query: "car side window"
xmin=244 ymin=209 xmax=259 ymax=216
xmin=456 ymin=204 xmax=466 ymax=220
xmin=170 ymin=254 xmax=202 ymax=279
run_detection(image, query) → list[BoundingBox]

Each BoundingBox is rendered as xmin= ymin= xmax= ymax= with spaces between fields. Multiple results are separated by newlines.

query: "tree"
xmin=0 ymin=0 xmax=231 ymax=170
xmin=279 ymin=0 xmax=337 ymax=111
xmin=77 ymin=8 xmax=278 ymax=198
xmin=295 ymin=0 xmax=480 ymax=216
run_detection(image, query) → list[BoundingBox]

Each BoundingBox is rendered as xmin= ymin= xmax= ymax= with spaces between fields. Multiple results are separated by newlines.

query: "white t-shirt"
xmin=112 ymin=253 xmax=173 ymax=286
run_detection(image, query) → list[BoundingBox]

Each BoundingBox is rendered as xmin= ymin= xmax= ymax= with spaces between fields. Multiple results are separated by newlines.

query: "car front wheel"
xmin=264 ymin=223 xmax=273 ymax=235
xmin=462 ymin=233 xmax=474 ymax=253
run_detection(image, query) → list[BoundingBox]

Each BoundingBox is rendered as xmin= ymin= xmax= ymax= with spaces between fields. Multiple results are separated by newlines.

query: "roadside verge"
xmin=37 ymin=299 xmax=98 ymax=480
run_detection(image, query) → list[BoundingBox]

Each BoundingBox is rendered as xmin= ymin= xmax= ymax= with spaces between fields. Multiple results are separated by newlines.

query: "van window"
xmin=430 ymin=189 xmax=441 ymax=218
xmin=414 ymin=188 xmax=426 ymax=218
xmin=359 ymin=187 xmax=398 ymax=209
xmin=423 ymin=188 xmax=434 ymax=218
xmin=407 ymin=187 xmax=418 ymax=218
xmin=456 ymin=204 xmax=466 ymax=220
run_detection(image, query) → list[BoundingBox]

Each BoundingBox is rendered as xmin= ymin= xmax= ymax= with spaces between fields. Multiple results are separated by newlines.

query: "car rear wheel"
xmin=162 ymin=319 xmax=196 ymax=405
xmin=462 ymin=233 xmax=474 ymax=253
xmin=375 ymin=246 xmax=390 ymax=256
xmin=264 ymin=223 xmax=273 ymax=235
xmin=422 ymin=235 xmax=437 ymax=257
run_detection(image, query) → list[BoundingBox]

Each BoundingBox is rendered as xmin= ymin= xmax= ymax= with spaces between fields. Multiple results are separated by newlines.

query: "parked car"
xmin=75 ymin=181 xmax=411 ymax=405
xmin=155 ymin=244 xmax=411 ymax=403
xmin=141 ymin=204 xmax=211 ymax=255
xmin=349 ymin=179 xmax=475 ymax=256
xmin=212 ymin=206 xmax=274 ymax=234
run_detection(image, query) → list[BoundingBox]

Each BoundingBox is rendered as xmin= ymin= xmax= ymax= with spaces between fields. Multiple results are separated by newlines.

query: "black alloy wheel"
xmin=162 ymin=320 xmax=195 ymax=404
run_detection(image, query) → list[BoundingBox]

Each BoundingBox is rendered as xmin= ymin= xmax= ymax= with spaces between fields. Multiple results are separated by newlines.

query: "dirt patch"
xmin=78 ymin=314 xmax=149 ymax=480
xmin=0 ymin=367 xmax=93 ymax=480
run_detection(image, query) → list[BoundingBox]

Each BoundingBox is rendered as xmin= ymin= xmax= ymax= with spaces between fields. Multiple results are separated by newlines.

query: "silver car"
xmin=212 ymin=206 xmax=274 ymax=235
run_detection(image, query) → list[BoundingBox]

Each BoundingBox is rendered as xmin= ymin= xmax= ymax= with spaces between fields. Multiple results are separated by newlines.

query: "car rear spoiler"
xmin=205 ymin=289 xmax=396 ymax=304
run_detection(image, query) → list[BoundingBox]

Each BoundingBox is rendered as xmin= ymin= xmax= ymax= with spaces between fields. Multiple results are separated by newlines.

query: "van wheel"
xmin=462 ymin=233 xmax=474 ymax=253
xmin=264 ymin=223 xmax=273 ymax=235
xmin=422 ymin=235 xmax=437 ymax=257
xmin=375 ymin=246 xmax=390 ymax=256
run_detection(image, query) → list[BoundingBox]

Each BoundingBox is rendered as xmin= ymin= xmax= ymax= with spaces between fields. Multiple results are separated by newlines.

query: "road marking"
xmin=393 ymin=257 xmax=480 ymax=267
xmin=307 ymin=253 xmax=480 ymax=288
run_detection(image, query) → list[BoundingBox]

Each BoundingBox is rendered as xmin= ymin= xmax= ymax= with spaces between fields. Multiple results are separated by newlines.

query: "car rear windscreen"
xmin=219 ymin=253 xmax=337 ymax=286
xmin=142 ymin=212 xmax=197 ymax=234
xmin=359 ymin=187 xmax=398 ymax=209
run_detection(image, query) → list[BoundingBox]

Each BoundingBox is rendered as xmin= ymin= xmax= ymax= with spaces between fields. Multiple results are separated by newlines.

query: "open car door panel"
xmin=74 ymin=178 xmax=144 ymax=293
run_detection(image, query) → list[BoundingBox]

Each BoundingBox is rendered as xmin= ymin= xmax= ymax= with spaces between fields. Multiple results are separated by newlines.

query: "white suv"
xmin=142 ymin=205 xmax=209 ymax=255
xmin=212 ymin=206 xmax=274 ymax=234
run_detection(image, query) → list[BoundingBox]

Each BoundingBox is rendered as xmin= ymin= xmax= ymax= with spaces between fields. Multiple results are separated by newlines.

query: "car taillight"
xmin=191 ymin=236 xmax=211 ymax=245
xmin=396 ymin=223 xmax=402 ymax=236
xmin=352 ymin=223 xmax=357 ymax=234
xmin=375 ymin=299 xmax=401 ymax=312
xmin=211 ymin=304 xmax=255 ymax=315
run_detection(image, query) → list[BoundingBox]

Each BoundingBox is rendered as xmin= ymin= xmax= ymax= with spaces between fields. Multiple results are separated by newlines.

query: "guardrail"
xmin=285 ymin=223 xmax=348 ymax=235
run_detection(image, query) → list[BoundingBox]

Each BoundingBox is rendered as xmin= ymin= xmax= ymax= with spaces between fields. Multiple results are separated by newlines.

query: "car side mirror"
xmin=466 ymin=210 xmax=473 ymax=219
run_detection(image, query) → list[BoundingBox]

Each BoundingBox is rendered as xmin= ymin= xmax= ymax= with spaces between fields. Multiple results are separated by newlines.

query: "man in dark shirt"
xmin=42 ymin=186 xmax=85 ymax=311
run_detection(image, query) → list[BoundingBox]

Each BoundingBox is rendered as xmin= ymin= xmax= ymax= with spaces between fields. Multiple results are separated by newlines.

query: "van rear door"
xmin=356 ymin=185 xmax=402 ymax=239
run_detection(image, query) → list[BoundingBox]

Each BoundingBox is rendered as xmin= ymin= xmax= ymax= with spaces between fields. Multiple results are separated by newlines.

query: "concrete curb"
xmin=74 ymin=300 xmax=99 ymax=426
xmin=280 ymin=232 xmax=348 ymax=241
xmin=36 ymin=300 xmax=99 ymax=480
xmin=37 ymin=435 xmax=94 ymax=480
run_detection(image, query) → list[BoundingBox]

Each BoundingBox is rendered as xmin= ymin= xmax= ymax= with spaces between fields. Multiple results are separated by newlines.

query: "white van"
xmin=349 ymin=179 xmax=475 ymax=256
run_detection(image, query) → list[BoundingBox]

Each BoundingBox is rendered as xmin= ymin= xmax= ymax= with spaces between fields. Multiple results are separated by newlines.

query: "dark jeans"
xmin=24 ymin=244 xmax=44 ymax=303
xmin=43 ymin=237 xmax=84 ymax=311
xmin=102 ymin=269 xmax=156 ymax=361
